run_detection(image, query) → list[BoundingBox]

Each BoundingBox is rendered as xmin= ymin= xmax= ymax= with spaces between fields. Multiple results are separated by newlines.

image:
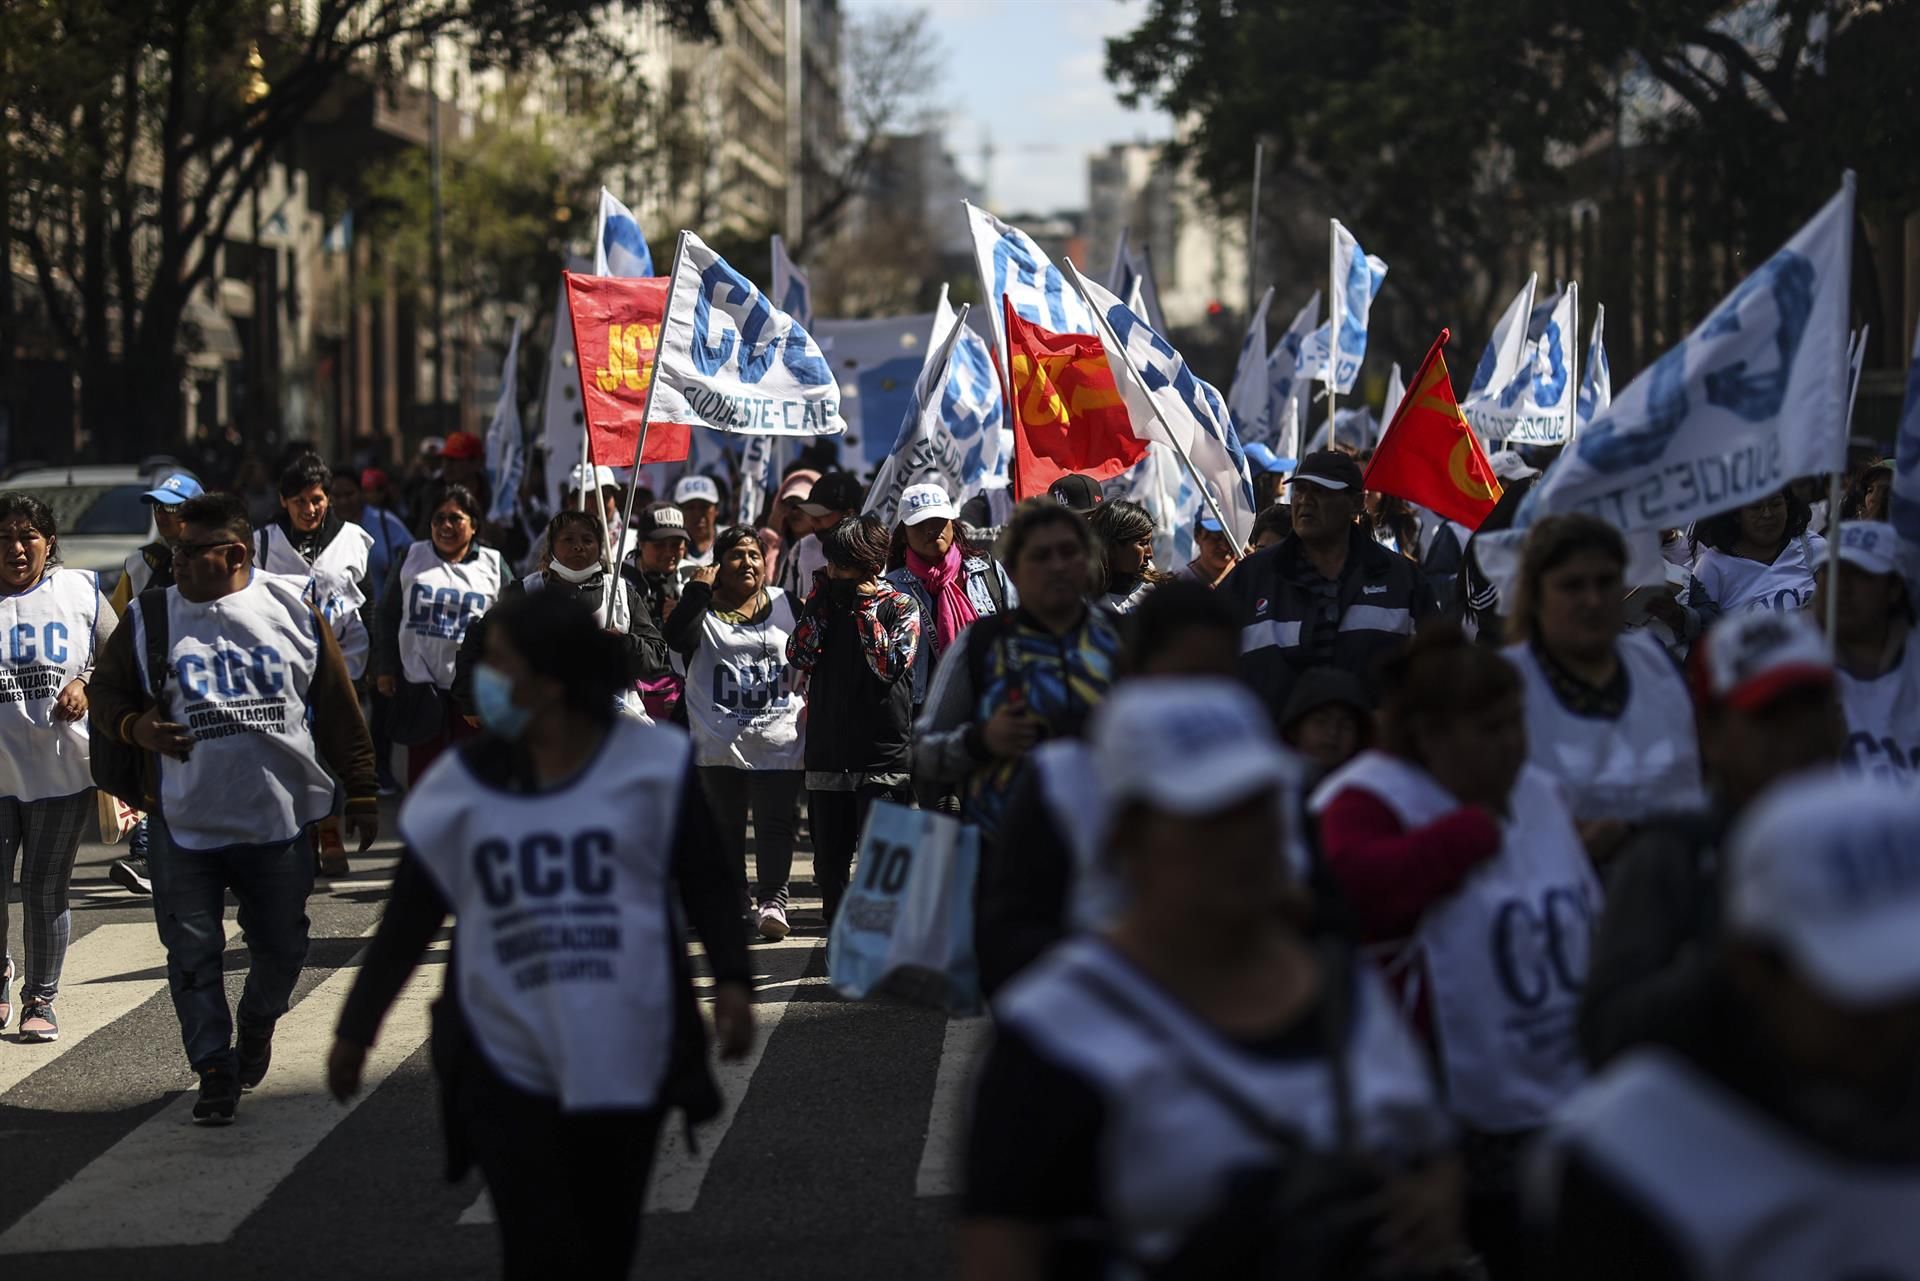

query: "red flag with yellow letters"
xmin=1362 ymin=330 xmax=1504 ymax=529
xmin=563 ymin=271 xmax=692 ymax=466
xmin=1003 ymin=300 xmax=1147 ymax=500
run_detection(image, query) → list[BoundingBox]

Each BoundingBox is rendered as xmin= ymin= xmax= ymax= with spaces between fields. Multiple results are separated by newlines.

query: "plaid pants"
xmin=0 ymin=788 xmax=93 ymax=1004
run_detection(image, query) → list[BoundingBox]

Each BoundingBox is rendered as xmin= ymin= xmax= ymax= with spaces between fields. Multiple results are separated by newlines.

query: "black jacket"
xmin=453 ymin=569 xmax=669 ymax=717
xmin=1216 ymin=524 xmax=1438 ymax=718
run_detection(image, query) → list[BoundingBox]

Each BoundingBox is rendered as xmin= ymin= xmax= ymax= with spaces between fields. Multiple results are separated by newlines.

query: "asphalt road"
xmin=0 ymin=799 xmax=981 ymax=1279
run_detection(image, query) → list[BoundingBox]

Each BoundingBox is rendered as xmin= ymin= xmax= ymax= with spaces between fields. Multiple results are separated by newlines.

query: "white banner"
xmin=483 ymin=317 xmax=523 ymax=524
xmin=864 ymin=297 xmax=1006 ymax=526
xmin=1068 ymin=263 xmax=1258 ymax=542
xmin=1577 ymin=302 xmax=1612 ymax=429
xmin=1468 ymin=284 xmax=1578 ymax=446
xmin=1466 ymin=274 xmax=1538 ymax=401
xmin=1226 ymin=286 xmax=1276 ymax=440
xmin=1321 ymin=219 xmax=1388 ymax=395
xmin=1523 ymin=178 xmax=1855 ymax=534
xmin=965 ymin=201 xmax=1098 ymax=379
xmin=656 ymin=231 xmax=845 ymax=437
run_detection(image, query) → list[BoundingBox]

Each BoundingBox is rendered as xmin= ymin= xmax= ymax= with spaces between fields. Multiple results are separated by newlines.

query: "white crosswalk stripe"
xmin=0 ymin=921 xmax=241 ymax=1098
xmin=0 ymin=933 xmax=445 ymax=1254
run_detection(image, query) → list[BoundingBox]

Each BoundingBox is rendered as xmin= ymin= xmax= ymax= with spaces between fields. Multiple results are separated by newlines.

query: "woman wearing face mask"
xmin=785 ymin=515 xmax=922 ymax=928
xmin=963 ymin=680 xmax=1463 ymax=1281
xmin=330 ymin=589 xmax=753 ymax=1281
xmin=1087 ymin=499 xmax=1168 ymax=615
xmin=664 ymin=527 xmax=806 ymax=940
xmin=1691 ymin=487 xmax=1823 ymax=616
xmin=1311 ymin=625 xmax=1601 ymax=1280
xmin=376 ymin=485 xmax=506 ymax=786
xmin=1504 ymin=515 xmax=1706 ymax=860
xmin=458 ymin=510 xmax=668 ymax=724
xmin=0 ymin=493 xmax=116 ymax=1040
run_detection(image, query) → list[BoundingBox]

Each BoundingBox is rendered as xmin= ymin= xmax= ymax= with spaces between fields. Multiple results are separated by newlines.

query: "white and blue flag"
xmin=1319 ymin=220 xmax=1388 ymax=395
xmin=865 ymin=292 xmax=1005 ymax=526
xmin=1226 ymin=286 xmax=1276 ymax=440
xmin=1467 ymin=275 xmax=1538 ymax=403
xmin=771 ymin=233 xmax=813 ymax=332
xmin=1522 ymin=177 xmax=1855 ymax=534
xmin=483 ymin=317 xmax=524 ymax=523
xmin=967 ymin=202 xmax=1098 ymax=377
xmin=1577 ymin=303 xmax=1612 ymax=429
xmin=655 ymin=231 xmax=845 ymax=437
xmin=1468 ymin=284 xmax=1579 ymax=446
xmin=1264 ymin=289 xmax=1322 ymax=456
xmin=593 ymin=187 xmax=653 ymax=278
xmin=1067 ymin=262 xmax=1258 ymax=543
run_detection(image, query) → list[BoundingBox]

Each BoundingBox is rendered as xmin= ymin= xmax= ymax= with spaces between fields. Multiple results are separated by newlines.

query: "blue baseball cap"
xmin=142 ymin=473 xmax=204 ymax=506
xmin=1197 ymin=513 xmax=1225 ymax=534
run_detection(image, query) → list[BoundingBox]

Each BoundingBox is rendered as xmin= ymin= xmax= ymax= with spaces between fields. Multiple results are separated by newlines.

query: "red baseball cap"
xmin=1690 ymin=611 xmax=1833 ymax=713
xmin=441 ymin=431 xmax=484 ymax=461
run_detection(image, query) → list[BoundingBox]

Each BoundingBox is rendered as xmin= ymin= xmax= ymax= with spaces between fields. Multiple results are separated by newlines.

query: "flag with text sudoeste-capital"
xmin=1522 ymin=177 xmax=1854 ymax=534
xmin=654 ymin=231 xmax=845 ymax=438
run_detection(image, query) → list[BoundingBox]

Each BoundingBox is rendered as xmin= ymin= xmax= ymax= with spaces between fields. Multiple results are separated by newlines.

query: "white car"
xmin=4 ymin=462 xmax=203 ymax=594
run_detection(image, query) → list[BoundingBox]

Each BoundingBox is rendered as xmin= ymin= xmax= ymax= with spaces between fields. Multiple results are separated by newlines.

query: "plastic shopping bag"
xmin=828 ymin=800 xmax=981 ymax=1013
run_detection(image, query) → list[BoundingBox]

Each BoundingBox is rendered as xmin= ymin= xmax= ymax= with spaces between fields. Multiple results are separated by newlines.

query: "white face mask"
xmin=547 ymin=558 xmax=599 ymax=585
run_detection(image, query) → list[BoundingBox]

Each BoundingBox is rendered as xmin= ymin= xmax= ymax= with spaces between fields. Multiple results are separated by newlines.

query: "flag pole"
xmin=610 ymin=229 xmax=690 ymax=591
xmin=1247 ymin=142 xmax=1264 ymax=321
xmin=1326 ymin=218 xmax=1338 ymax=451
xmin=1065 ymin=261 xmax=1247 ymax=559
xmin=1566 ymin=280 xmax=1581 ymax=445
xmin=1825 ymin=324 xmax=1869 ymax=651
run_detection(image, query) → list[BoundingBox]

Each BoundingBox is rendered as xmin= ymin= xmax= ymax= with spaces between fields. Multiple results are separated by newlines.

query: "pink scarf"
xmin=906 ymin=541 xmax=977 ymax=652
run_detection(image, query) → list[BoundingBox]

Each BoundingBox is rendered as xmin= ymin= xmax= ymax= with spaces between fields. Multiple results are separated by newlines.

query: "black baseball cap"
xmin=1047 ymin=473 xmax=1105 ymax=515
xmin=797 ymin=470 xmax=865 ymax=517
xmin=1291 ymin=450 xmax=1365 ymax=493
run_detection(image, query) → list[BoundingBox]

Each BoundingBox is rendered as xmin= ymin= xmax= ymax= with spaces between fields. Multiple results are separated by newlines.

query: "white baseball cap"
xmin=1092 ymin=678 xmax=1302 ymax=817
xmin=569 ymin=463 xmax=617 ymax=492
xmin=1726 ymin=769 xmax=1920 ymax=1006
xmin=899 ymin=483 xmax=958 ymax=526
xmin=1488 ymin=451 xmax=1540 ymax=482
xmin=673 ymin=475 xmax=721 ymax=506
xmin=1692 ymin=610 xmax=1833 ymax=712
xmin=1829 ymin=520 xmax=1898 ymax=578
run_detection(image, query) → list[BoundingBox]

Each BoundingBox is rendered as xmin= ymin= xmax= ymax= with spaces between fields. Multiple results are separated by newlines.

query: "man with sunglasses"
xmin=104 ymin=472 xmax=204 ymax=895
xmin=90 ymin=492 xmax=378 ymax=1124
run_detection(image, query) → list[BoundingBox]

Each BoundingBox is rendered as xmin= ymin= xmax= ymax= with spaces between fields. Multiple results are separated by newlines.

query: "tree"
xmin=1 ymin=0 xmax=716 ymax=460
xmin=1106 ymin=0 xmax=1920 ymax=378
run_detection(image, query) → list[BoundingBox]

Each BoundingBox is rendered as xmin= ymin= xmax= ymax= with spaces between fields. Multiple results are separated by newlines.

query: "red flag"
xmin=1003 ymin=300 xmax=1147 ymax=500
xmin=563 ymin=271 xmax=691 ymax=466
xmin=1362 ymin=329 xmax=1504 ymax=530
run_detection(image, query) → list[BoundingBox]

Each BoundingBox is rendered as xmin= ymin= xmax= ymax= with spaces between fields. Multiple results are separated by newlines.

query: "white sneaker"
xmin=756 ymin=902 xmax=790 ymax=941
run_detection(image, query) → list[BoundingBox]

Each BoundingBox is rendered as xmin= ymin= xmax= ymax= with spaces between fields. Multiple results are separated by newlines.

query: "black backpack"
xmin=91 ymin=588 xmax=173 ymax=807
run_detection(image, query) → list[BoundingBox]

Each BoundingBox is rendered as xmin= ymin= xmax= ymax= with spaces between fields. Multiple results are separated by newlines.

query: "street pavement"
xmin=0 ymin=799 xmax=985 ymax=1279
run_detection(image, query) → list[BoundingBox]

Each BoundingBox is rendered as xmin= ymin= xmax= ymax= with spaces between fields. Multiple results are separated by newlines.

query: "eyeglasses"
xmin=431 ymin=512 xmax=472 ymax=528
xmin=171 ymin=540 xmax=242 ymax=561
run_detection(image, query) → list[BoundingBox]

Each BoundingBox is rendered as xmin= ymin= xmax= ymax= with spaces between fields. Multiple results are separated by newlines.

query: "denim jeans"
xmin=147 ymin=816 xmax=314 ymax=1073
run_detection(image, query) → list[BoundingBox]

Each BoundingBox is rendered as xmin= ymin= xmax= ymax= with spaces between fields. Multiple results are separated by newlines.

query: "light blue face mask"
xmin=473 ymin=663 xmax=532 ymax=739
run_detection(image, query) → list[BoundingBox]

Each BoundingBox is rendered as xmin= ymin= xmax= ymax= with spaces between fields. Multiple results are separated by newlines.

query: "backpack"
xmin=91 ymin=587 xmax=172 ymax=806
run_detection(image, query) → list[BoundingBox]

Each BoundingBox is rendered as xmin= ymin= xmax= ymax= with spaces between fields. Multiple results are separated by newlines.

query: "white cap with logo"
xmin=569 ymin=463 xmax=618 ymax=492
xmin=899 ymin=483 xmax=958 ymax=526
xmin=1092 ymin=678 xmax=1302 ymax=817
xmin=1828 ymin=520 xmax=1899 ymax=578
xmin=673 ymin=475 xmax=721 ymax=506
xmin=1726 ymin=768 xmax=1920 ymax=1006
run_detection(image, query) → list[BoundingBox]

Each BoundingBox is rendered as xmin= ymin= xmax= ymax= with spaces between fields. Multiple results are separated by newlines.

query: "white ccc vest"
xmin=519 ymin=569 xmax=649 ymax=723
xmin=1693 ymin=535 xmax=1824 ymax=616
xmin=1505 ymin=631 xmax=1707 ymax=823
xmin=0 ymin=568 xmax=108 ymax=801
xmin=1544 ymin=1050 xmax=1920 ymax=1281
xmin=996 ymin=936 xmax=1451 ymax=1276
xmin=134 ymin=573 xmax=336 ymax=851
xmin=1837 ymin=639 xmax=1920 ymax=783
xmin=401 ymin=720 xmax=689 ymax=1110
xmin=256 ymin=522 xmax=374 ymax=680
xmin=396 ymin=540 xmax=504 ymax=690
xmin=1310 ymin=752 xmax=1601 ymax=1133
xmin=683 ymin=588 xmax=804 ymax=770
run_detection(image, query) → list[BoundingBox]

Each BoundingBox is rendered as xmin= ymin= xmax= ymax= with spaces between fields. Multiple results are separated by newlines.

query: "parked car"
xmin=3 ymin=460 xmax=202 ymax=594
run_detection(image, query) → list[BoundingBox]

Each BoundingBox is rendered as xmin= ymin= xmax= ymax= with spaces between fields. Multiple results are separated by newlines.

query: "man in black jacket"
xmin=1216 ymin=450 xmax=1438 ymax=717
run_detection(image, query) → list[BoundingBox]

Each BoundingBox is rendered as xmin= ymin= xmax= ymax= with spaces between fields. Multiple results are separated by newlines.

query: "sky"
xmin=839 ymin=0 xmax=1172 ymax=215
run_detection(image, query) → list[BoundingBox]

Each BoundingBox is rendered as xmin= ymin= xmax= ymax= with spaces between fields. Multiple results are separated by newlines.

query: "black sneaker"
xmin=109 ymin=855 xmax=153 ymax=896
xmin=238 ymin=1021 xmax=275 ymax=1090
xmin=194 ymin=1068 xmax=240 ymax=1125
